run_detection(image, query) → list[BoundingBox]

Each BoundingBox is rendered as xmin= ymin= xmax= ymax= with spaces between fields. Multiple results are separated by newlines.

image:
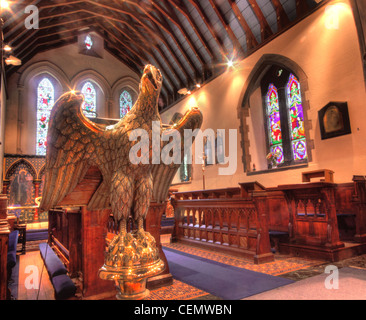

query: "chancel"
xmin=0 ymin=0 xmax=366 ymax=302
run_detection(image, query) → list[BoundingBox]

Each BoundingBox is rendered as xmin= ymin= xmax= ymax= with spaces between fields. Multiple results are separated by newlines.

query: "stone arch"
xmin=15 ymin=61 xmax=69 ymax=155
xmin=18 ymin=60 xmax=70 ymax=91
xmin=5 ymin=158 xmax=37 ymax=180
xmin=111 ymin=76 xmax=139 ymax=119
xmin=237 ymin=54 xmax=314 ymax=172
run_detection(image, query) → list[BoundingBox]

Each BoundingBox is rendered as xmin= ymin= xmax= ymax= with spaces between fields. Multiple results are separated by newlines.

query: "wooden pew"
xmin=172 ymin=183 xmax=274 ymax=264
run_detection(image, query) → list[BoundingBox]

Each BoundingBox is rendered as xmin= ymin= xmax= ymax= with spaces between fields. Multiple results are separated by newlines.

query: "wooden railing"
xmin=172 ymin=183 xmax=274 ymax=264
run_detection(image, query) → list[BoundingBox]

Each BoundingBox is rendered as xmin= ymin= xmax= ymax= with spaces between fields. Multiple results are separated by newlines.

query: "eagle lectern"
xmin=40 ymin=65 xmax=203 ymax=299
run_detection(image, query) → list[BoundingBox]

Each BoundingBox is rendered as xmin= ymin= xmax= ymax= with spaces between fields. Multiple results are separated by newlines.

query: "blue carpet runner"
xmin=163 ymin=246 xmax=294 ymax=300
xmin=26 ymin=229 xmax=48 ymax=241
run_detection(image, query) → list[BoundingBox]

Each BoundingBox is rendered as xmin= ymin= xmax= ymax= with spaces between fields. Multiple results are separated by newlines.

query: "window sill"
xmin=247 ymin=163 xmax=309 ymax=176
xmin=171 ymin=180 xmax=192 ymax=186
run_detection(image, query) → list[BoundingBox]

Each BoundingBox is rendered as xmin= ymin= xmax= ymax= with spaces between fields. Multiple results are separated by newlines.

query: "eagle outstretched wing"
xmin=151 ymin=107 xmax=203 ymax=203
xmin=40 ymin=91 xmax=107 ymax=212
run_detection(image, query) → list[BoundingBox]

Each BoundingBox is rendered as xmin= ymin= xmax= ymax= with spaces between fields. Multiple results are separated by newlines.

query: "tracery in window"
xmin=81 ymin=81 xmax=97 ymax=118
xmin=36 ymin=78 xmax=54 ymax=155
xmin=120 ymin=90 xmax=133 ymax=118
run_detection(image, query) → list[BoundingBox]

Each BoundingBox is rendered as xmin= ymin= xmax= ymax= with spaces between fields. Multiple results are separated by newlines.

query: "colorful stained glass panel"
xmin=270 ymin=145 xmax=284 ymax=164
xmin=287 ymin=74 xmax=306 ymax=141
xmin=81 ymin=81 xmax=96 ymax=117
xmin=120 ymin=90 xmax=133 ymax=118
xmin=292 ymin=139 xmax=307 ymax=160
xmin=36 ymin=78 xmax=54 ymax=155
xmin=267 ymin=84 xmax=282 ymax=145
xmin=287 ymin=74 xmax=307 ymax=160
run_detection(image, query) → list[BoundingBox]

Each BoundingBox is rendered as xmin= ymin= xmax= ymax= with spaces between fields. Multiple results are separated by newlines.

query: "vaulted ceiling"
xmin=2 ymin=0 xmax=323 ymax=110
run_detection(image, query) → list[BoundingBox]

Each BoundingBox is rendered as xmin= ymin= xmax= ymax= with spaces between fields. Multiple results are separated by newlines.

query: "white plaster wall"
xmin=161 ymin=0 xmax=366 ymax=191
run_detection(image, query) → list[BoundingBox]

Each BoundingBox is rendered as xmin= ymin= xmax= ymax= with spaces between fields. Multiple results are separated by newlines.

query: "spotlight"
xmin=196 ymin=83 xmax=201 ymax=88
xmin=0 ymin=0 xmax=9 ymax=10
xmin=3 ymin=45 xmax=12 ymax=52
xmin=178 ymin=88 xmax=189 ymax=95
xmin=227 ymin=60 xmax=234 ymax=68
xmin=5 ymin=55 xmax=22 ymax=66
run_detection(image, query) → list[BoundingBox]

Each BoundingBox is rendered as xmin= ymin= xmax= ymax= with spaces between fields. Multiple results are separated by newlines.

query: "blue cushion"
xmin=8 ymin=230 xmax=19 ymax=252
xmin=7 ymin=230 xmax=19 ymax=269
xmin=7 ymin=251 xmax=17 ymax=269
xmin=51 ymin=274 xmax=76 ymax=300
xmin=39 ymin=243 xmax=67 ymax=278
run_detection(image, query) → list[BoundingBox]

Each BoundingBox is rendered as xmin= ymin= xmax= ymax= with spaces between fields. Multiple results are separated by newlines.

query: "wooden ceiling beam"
xmin=186 ymin=0 xmax=227 ymax=59
xmin=85 ymin=0 xmax=199 ymax=80
xmin=270 ymin=0 xmax=291 ymax=31
xmin=7 ymin=13 xmax=92 ymax=46
xmin=12 ymin=21 xmax=94 ymax=56
xmin=207 ymin=0 xmax=245 ymax=58
xmin=105 ymin=20 xmax=186 ymax=89
xmin=246 ymin=0 xmax=273 ymax=42
xmin=98 ymin=23 xmax=178 ymax=96
xmin=227 ymin=0 xmax=258 ymax=51
xmin=166 ymin=0 xmax=216 ymax=61
xmin=152 ymin=0 xmax=207 ymax=67
xmin=296 ymin=0 xmax=310 ymax=17
xmin=3 ymin=1 xmax=85 ymax=36
xmin=105 ymin=8 xmax=188 ymax=88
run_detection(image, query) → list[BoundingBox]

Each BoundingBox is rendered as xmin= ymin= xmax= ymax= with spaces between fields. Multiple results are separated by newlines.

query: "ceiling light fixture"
xmin=178 ymin=88 xmax=189 ymax=95
xmin=5 ymin=55 xmax=22 ymax=66
xmin=3 ymin=44 xmax=12 ymax=52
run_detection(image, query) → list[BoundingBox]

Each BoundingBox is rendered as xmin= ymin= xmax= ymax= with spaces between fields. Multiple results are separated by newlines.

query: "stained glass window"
xmin=180 ymin=153 xmax=191 ymax=182
xmin=85 ymin=34 xmax=93 ymax=50
xmin=120 ymin=90 xmax=133 ymax=118
xmin=81 ymin=81 xmax=96 ymax=117
xmin=36 ymin=78 xmax=54 ymax=156
xmin=266 ymin=84 xmax=284 ymax=164
xmin=287 ymin=74 xmax=307 ymax=160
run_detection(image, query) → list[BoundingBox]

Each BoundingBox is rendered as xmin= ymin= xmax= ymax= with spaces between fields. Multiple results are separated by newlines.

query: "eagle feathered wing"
xmin=40 ymin=93 xmax=107 ymax=212
xmin=151 ymin=107 xmax=203 ymax=203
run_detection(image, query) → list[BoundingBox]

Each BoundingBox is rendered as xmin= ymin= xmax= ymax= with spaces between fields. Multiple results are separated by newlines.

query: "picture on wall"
xmin=318 ymin=102 xmax=351 ymax=140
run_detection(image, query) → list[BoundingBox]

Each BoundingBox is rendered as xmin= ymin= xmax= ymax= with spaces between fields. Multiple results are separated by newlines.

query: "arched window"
xmin=120 ymin=90 xmax=133 ymax=118
xmin=287 ymin=74 xmax=307 ymax=161
xmin=262 ymin=67 xmax=307 ymax=167
xmin=81 ymin=81 xmax=97 ymax=117
xmin=36 ymin=78 xmax=54 ymax=156
xmin=266 ymin=84 xmax=284 ymax=164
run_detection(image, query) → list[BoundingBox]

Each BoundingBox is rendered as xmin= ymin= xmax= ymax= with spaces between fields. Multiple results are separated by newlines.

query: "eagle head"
xmin=139 ymin=64 xmax=163 ymax=97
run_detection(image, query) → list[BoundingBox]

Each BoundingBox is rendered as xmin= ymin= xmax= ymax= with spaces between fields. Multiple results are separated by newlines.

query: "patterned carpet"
xmin=163 ymin=243 xmax=324 ymax=276
xmin=142 ymin=242 xmax=325 ymax=300
xmin=146 ymin=279 xmax=210 ymax=300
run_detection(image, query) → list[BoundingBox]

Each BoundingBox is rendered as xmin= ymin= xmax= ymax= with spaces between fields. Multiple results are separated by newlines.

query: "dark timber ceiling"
xmin=2 ymin=0 xmax=322 ymax=109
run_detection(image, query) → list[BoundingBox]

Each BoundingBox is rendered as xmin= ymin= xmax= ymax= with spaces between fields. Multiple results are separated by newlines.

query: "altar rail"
xmin=172 ymin=183 xmax=274 ymax=264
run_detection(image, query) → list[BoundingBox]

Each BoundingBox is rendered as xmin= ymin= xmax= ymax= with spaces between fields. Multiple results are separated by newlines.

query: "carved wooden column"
xmin=353 ymin=176 xmax=366 ymax=242
xmin=81 ymin=206 xmax=114 ymax=298
xmin=16 ymin=85 xmax=24 ymax=154
xmin=252 ymin=191 xmax=274 ymax=264
xmin=66 ymin=209 xmax=82 ymax=278
xmin=2 ymin=180 xmax=9 ymax=195
xmin=33 ymin=179 xmax=41 ymax=221
xmin=0 ymin=194 xmax=10 ymax=300
xmin=322 ymin=187 xmax=343 ymax=249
